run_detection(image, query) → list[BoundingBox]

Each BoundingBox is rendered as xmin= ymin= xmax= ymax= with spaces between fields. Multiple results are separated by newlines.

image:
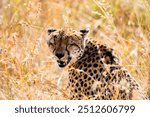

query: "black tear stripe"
xmin=51 ymin=37 xmax=56 ymax=54
xmin=52 ymin=47 xmax=56 ymax=55
xmin=66 ymin=48 xmax=72 ymax=64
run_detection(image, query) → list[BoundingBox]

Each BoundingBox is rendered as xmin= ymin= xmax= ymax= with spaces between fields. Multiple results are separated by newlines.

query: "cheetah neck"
xmin=70 ymin=39 xmax=119 ymax=69
xmin=70 ymin=40 xmax=99 ymax=68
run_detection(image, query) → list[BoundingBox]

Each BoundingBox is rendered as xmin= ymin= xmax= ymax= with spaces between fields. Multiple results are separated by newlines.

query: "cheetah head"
xmin=47 ymin=28 xmax=88 ymax=67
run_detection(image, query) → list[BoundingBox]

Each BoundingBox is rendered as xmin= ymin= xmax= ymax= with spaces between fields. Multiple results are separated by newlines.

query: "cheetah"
xmin=47 ymin=28 xmax=148 ymax=100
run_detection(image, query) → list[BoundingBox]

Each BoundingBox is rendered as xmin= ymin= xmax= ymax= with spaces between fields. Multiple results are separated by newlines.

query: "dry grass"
xmin=0 ymin=0 xmax=149 ymax=100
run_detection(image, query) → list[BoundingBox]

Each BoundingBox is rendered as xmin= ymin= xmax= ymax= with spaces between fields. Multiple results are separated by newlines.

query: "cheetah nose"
xmin=55 ymin=51 xmax=64 ymax=59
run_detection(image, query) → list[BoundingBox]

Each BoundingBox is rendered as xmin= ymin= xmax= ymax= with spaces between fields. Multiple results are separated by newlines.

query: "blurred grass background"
xmin=0 ymin=0 xmax=149 ymax=99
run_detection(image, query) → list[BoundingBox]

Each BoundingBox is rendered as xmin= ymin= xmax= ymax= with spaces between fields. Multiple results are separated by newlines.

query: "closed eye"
xmin=53 ymin=35 xmax=57 ymax=38
xmin=68 ymin=36 xmax=81 ymax=49
xmin=47 ymin=41 xmax=55 ymax=48
xmin=49 ymin=42 xmax=54 ymax=46
xmin=48 ymin=42 xmax=56 ymax=53
xmin=48 ymin=35 xmax=57 ymax=45
xmin=68 ymin=43 xmax=80 ymax=49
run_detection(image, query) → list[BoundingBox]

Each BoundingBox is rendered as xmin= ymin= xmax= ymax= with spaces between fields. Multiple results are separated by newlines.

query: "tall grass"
xmin=0 ymin=0 xmax=149 ymax=99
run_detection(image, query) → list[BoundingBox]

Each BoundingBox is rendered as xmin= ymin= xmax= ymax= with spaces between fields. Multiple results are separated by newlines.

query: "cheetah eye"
xmin=47 ymin=40 xmax=54 ymax=47
xmin=47 ymin=36 xmax=56 ymax=46
xmin=49 ymin=35 xmax=57 ymax=45
xmin=68 ymin=43 xmax=80 ymax=50
xmin=53 ymin=35 xmax=57 ymax=38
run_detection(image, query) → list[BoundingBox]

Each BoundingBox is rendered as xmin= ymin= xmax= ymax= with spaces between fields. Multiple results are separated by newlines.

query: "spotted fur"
xmin=47 ymin=28 xmax=148 ymax=100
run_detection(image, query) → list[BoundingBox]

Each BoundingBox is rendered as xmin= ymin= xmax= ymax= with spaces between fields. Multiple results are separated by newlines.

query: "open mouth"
xmin=57 ymin=60 xmax=67 ymax=67
xmin=57 ymin=57 xmax=71 ymax=68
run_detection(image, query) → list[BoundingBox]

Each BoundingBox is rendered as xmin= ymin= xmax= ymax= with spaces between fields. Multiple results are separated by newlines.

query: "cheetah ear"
xmin=80 ymin=29 xmax=89 ymax=37
xmin=48 ymin=28 xmax=56 ymax=35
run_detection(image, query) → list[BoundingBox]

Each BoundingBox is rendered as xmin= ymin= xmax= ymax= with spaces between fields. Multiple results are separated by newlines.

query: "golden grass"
xmin=0 ymin=0 xmax=149 ymax=99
